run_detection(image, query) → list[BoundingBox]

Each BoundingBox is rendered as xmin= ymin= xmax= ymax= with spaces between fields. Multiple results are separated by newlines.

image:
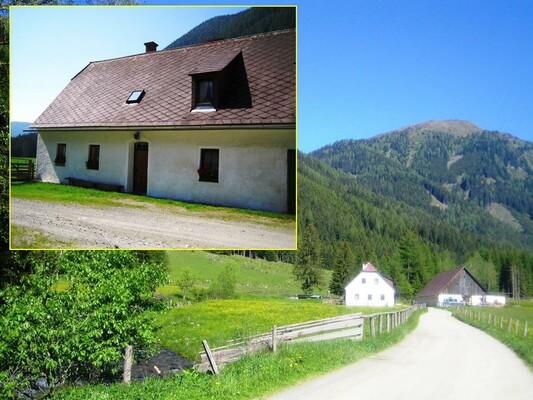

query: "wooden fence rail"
xmin=197 ymin=304 xmax=426 ymax=374
xmin=453 ymin=307 xmax=530 ymax=338
xmin=11 ymin=160 xmax=35 ymax=182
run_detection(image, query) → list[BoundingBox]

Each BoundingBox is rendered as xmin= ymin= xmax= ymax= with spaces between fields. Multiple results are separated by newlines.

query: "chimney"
xmin=144 ymin=41 xmax=158 ymax=53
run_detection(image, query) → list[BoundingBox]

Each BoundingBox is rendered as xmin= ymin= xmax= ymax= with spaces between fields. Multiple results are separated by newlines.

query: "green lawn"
xmin=11 ymin=182 xmax=295 ymax=226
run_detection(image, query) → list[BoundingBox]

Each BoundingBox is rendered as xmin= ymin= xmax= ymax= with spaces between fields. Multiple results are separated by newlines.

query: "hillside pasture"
xmin=162 ymin=251 xmax=332 ymax=298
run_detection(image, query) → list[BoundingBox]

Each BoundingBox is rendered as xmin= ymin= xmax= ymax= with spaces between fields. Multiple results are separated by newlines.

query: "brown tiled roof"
xmin=32 ymin=29 xmax=295 ymax=129
xmin=416 ymin=267 xmax=486 ymax=297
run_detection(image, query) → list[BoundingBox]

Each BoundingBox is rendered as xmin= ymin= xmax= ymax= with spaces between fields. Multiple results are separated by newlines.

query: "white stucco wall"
xmin=36 ymin=127 xmax=295 ymax=213
xmin=37 ymin=131 xmax=131 ymax=187
xmin=345 ymin=271 xmax=396 ymax=307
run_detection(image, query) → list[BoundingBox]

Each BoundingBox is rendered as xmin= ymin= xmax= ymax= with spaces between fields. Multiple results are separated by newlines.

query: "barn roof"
xmin=32 ymin=29 xmax=295 ymax=129
xmin=416 ymin=266 xmax=486 ymax=297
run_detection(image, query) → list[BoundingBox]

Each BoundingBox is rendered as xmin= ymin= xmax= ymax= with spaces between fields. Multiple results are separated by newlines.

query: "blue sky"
xmin=11 ymin=1 xmax=533 ymax=152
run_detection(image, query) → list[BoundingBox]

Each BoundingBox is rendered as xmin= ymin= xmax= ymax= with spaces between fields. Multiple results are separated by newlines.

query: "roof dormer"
xmin=189 ymin=50 xmax=248 ymax=112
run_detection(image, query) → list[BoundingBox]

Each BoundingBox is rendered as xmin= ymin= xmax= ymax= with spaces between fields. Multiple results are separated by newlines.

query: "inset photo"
xmin=10 ymin=6 xmax=296 ymax=250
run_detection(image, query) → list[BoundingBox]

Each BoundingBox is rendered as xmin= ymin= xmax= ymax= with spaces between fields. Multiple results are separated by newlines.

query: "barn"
xmin=415 ymin=266 xmax=488 ymax=307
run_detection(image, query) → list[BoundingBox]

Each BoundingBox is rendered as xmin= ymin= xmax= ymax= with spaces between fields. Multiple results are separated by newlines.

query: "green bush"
xmin=0 ymin=251 xmax=167 ymax=398
xmin=208 ymin=262 xmax=238 ymax=299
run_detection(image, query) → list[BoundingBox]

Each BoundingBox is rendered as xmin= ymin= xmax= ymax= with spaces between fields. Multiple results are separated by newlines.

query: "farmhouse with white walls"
xmin=344 ymin=262 xmax=396 ymax=307
xmin=32 ymin=30 xmax=296 ymax=213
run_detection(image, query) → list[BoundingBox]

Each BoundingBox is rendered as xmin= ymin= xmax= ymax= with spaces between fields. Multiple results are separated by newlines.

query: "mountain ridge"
xmin=310 ymin=120 xmax=533 ymax=251
xmin=165 ymin=7 xmax=295 ymax=50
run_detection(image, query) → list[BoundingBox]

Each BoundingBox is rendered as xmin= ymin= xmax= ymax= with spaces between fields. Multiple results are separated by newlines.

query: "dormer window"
xmin=194 ymin=79 xmax=215 ymax=111
xmin=197 ymin=80 xmax=213 ymax=105
xmin=126 ymin=90 xmax=145 ymax=104
xmin=189 ymin=50 xmax=244 ymax=112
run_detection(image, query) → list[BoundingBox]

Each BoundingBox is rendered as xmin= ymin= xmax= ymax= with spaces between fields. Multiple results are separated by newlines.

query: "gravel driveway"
xmin=11 ymin=198 xmax=296 ymax=249
xmin=268 ymin=307 xmax=533 ymax=400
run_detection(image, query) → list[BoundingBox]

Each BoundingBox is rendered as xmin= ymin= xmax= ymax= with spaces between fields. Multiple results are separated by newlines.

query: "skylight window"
xmin=126 ymin=90 xmax=145 ymax=104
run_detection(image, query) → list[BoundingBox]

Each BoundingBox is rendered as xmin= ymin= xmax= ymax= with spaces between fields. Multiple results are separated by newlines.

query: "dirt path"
xmin=268 ymin=308 xmax=533 ymax=400
xmin=11 ymin=198 xmax=295 ymax=249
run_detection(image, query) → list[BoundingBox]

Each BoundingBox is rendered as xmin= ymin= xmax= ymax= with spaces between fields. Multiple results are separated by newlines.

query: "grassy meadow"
xmin=160 ymin=251 xmax=320 ymax=298
xmin=452 ymin=300 xmax=533 ymax=367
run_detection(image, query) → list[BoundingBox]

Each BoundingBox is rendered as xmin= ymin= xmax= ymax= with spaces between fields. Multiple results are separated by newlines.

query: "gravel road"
xmin=268 ymin=308 xmax=533 ymax=400
xmin=11 ymin=198 xmax=296 ymax=249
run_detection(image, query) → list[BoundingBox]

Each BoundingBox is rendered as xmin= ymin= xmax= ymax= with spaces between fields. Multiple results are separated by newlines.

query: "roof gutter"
xmin=31 ymin=123 xmax=296 ymax=132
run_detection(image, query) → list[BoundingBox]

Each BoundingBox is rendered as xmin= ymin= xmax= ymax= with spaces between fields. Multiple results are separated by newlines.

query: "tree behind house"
xmin=293 ymin=224 xmax=323 ymax=294
xmin=329 ymin=241 xmax=355 ymax=296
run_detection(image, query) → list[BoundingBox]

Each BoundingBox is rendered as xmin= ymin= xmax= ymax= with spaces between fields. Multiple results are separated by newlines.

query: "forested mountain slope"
xmin=165 ymin=7 xmax=295 ymax=50
xmin=311 ymin=120 xmax=533 ymax=249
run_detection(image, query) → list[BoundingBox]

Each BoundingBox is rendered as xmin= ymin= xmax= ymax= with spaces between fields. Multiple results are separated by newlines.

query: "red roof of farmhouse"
xmin=32 ymin=29 xmax=295 ymax=129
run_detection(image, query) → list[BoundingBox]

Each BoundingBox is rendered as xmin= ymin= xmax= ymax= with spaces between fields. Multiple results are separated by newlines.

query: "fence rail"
xmin=197 ymin=303 xmax=426 ymax=374
xmin=453 ymin=306 xmax=530 ymax=337
xmin=11 ymin=160 xmax=35 ymax=182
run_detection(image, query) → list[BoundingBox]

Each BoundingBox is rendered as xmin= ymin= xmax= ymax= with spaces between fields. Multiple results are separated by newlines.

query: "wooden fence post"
xmin=123 ymin=345 xmax=133 ymax=384
xmin=202 ymin=339 xmax=219 ymax=375
xmin=272 ymin=325 xmax=278 ymax=353
xmin=524 ymin=321 xmax=528 ymax=337
xmin=379 ymin=314 xmax=384 ymax=334
xmin=370 ymin=316 xmax=376 ymax=337
xmin=508 ymin=318 xmax=513 ymax=332
xmin=515 ymin=320 xmax=520 ymax=334
xmin=500 ymin=316 xmax=504 ymax=329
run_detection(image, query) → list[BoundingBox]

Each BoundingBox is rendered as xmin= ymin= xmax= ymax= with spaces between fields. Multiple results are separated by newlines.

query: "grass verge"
xmin=11 ymin=182 xmax=295 ymax=226
xmin=452 ymin=300 xmax=533 ymax=367
xmin=10 ymin=224 xmax=75 ymax=249
xmin=54 ymin=310 xmax=425 ymax=400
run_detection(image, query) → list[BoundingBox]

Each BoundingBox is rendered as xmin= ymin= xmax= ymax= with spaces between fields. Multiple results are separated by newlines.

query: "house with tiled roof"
xmin=345 ymin=262 xmax=396 ymax=307
xmin=33 ymin=29 xmax=296 ymax=213
xmin=415 ymin=267 xmax=492 ymax=306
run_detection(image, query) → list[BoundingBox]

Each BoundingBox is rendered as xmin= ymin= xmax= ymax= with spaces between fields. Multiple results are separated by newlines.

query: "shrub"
xmin=0 ymin=251 xmax=167 ymax=398
xmin=209 ymin=262 xmax=238 ymax=299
